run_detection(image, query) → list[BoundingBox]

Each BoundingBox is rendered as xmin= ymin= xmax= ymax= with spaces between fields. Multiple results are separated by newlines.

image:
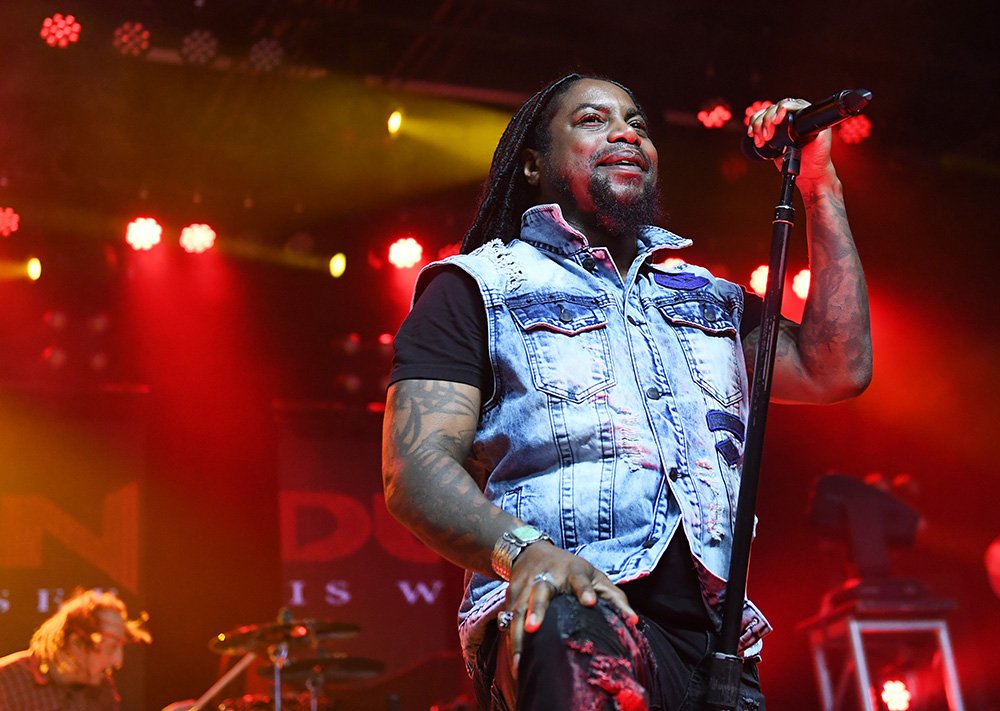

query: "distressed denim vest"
xmin=414 ymin=204 xmax=771 ymax=670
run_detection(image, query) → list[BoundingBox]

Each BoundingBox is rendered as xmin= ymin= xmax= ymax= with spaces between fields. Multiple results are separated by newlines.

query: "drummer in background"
xmin=0 ymin=588 xmax=151 ymax=710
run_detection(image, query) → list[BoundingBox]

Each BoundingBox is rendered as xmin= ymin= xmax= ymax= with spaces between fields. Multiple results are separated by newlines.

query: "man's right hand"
xmin=502 ymin=541 xmax=637 ymax=677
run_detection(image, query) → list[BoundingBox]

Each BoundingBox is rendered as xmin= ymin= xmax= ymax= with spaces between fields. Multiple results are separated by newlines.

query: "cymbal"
xmin=210 ymin=619 xmax=360 ymax=655
xmin=258 ymin=653 xmax=385 ymax=683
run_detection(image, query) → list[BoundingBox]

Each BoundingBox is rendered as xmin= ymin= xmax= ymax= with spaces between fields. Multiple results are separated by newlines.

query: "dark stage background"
xmin=1 ymin=2 xmax=999 ymax=709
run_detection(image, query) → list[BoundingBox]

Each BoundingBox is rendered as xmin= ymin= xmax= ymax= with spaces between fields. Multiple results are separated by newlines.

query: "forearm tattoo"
xmin=384 ymin=380 xmax=505 ymax=572
xmin=797 ymin=179 xmax=873 ymax=392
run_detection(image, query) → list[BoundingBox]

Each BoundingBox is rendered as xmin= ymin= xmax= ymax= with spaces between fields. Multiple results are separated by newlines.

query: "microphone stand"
xmin=706 ymin=145 xmax=801 ymax=710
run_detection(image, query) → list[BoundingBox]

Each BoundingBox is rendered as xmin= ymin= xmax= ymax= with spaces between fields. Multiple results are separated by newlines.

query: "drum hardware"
xmin=190 ymin=613 xmax=366 ymax=711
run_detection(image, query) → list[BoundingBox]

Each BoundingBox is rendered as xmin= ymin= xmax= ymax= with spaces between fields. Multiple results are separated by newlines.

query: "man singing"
xmin=382 ymin=74 xmax=871 ymax=709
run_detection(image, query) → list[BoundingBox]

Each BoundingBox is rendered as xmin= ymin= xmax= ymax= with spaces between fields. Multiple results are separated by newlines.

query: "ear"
xmin=521 ymin=148 xmax=541 ymax=187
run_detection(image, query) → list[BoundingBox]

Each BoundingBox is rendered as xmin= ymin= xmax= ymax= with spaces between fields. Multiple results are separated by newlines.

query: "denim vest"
xmin=414 ymin=204 xmax=771 ymax=670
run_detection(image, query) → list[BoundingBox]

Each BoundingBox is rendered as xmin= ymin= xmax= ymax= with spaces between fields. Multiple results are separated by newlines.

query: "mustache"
xmin=594 ymin=147 xmax=652 ymax=171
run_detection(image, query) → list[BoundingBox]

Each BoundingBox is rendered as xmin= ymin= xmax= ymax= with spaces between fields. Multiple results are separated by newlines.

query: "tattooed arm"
xmin=382 ymin=378 xmax=637 ymax=670
xmin=743 ymin=99 xmax=873 ymax=404
xmin=382 ymin=378 xmax=517 ymax=575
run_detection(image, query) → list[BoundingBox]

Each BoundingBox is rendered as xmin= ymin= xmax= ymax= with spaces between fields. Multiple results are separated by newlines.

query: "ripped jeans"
xmin=473 ymin=595 xmax=765 ymax=710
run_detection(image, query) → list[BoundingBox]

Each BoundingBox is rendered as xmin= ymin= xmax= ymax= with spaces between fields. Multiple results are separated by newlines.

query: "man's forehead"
xmin=96 ymin=609 xmax=125 ymax=633
xmin=557 ymin=79 xmax=641 ymax=115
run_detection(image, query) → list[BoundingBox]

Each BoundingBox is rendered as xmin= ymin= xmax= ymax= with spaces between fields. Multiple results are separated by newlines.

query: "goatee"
xmin=589 ymin=172 xmax=661 ymax=239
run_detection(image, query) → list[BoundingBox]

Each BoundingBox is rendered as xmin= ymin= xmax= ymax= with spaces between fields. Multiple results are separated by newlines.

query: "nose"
xmin=609 ymin=117 xmax=640 ymax=145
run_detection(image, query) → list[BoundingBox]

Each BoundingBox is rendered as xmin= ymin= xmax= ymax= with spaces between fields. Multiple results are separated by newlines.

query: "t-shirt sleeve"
xmin=740 ymin=288 xmax=763 ymax=339
xmin=388 ymin=266 xmax=490 ymax=392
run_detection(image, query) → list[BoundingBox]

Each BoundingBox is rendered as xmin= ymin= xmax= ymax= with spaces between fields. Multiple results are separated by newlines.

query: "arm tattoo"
xmin=384 ymin=380 xmax=509 ymax=573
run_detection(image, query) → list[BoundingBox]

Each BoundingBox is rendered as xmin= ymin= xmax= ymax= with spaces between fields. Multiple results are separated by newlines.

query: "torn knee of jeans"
xmin=568 ymin=644 xmax=648 ymax=711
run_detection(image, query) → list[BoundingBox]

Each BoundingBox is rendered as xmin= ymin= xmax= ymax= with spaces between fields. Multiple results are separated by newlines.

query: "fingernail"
xmin=526 ymin=613 xmax=538 ymax=629
xmin=513 ymin=653 xmax=520 ymax=670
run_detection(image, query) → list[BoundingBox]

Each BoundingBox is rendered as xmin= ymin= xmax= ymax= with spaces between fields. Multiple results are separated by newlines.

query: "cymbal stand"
xmin=268 ymin=642 xmax=289 ymax=711
xmin=305 ymin=673 xmax=322 ymax=711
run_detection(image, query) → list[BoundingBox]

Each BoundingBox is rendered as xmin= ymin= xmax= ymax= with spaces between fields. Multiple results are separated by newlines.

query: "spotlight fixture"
xmin=180 ymin=29 xmax=219 ymax=65
xmin=179 ymin=223 xmax=217 ymax=253
xmin=126 ymin=217 xmax=163 ymax=251
xmin=697 ymin=99 xmax=732 ymax=129
xmin=791 ymin=269 xmax=811 ymax=299
xmin=40 ymin=13 xmax=82 ymax=48
xmin=749 ymin=265 xmax=768 ymax=296
xmin=329 ymin=253 xmax=347 ymax=278
xmin=387 ymin=237 xmax=423 ymax=269
xmin=0 ymin=207 xmax=20 ymax=237
xmin=112 ymin=21 xmax=151 ymax=57
xmin=248 ymin=38 xmax=284 ymax=72
xmin=838 ymin=114 xmax=873 ymax=144
xmin=387 ymin=109 xmax=403 ymax=136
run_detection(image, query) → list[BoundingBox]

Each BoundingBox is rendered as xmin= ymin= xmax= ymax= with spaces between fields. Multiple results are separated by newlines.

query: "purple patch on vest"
xmin=653 ymin=272 xmax=709 ymax=290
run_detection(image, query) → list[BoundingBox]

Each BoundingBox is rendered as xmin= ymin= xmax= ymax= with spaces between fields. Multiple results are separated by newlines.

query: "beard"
xmin=548 ymin=169 xmax=661 ymax=240
xmin=588 ymin=171 xmax=661 ymax=239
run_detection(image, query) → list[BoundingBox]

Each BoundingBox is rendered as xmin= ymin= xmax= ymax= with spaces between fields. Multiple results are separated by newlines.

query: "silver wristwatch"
xmin=491 ymin=525 xmax=552 ymax=581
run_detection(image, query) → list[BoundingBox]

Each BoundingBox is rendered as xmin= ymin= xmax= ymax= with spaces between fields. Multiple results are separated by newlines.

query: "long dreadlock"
xmin=460 ymin=73 xmax=645 ymax=254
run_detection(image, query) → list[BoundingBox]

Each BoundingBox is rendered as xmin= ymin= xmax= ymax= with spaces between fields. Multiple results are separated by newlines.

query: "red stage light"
xmin=180 ymin=29 xmax=218 ymax=65
xmin=743 ymin=100 xmax=773 ymax=126
xmin=40 ymin=13 xmax=82 ymax=48
xmin=697 ymin=101 xmax=732 ymax=129
xmin=839 ymin=114 xmax=873 ymax=144
xmin=112 ymin=21 xmax=150 ymax=57
xmin=27 ymin=258 xmax=42 ymax=281
xmin=179 ymin=223 xmax=217 ymax=253
xmin=0 ymin=207 xmax=20 ymax=237
xmin=388 ymin=237 xmax=423 ymax=269
xmin=880 ymin=680 xmax=912 ymax=711
xmin=126 ymin=217 xmax=163 ymax=251
xmin=436 ymin=242 xmax=461 ymax=260
xmin=792 ymin=268 xmax=811 ymax=299
xmin=749 ymin=265 xmax=769 ymax=296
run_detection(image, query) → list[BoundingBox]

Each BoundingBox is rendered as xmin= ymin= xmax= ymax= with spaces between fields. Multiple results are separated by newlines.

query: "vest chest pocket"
xmin=656 ymin=296 xmax=743 ymax=406
xmin=508 ymin=294 xmax=615 ymax=403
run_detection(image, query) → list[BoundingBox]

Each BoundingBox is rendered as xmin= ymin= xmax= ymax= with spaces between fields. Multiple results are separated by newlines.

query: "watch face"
xmin=512 ymin=525 xmax=543 ymax=543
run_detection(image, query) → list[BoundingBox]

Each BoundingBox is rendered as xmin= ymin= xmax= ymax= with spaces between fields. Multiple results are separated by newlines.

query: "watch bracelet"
xmin=490 ymin=528 xmax=550 ymax=581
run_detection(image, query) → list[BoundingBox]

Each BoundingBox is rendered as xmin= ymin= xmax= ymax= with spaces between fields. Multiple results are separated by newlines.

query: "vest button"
xmin=668 ymin=467 xmax=680 ymax=481
xmin=559 ymin=306 xmax=573 ymax=323
xmin=700 ymin=302 xmax=719 ymax=321
xmin=645 ymin=386 xmax=661 ymax=400
xmin=582 ymin=256 xmax=597 ymax=271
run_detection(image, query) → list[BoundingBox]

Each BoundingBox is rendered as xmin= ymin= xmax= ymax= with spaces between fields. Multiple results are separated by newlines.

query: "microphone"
xmin=742 ymin=89 xmax=873 ymax=160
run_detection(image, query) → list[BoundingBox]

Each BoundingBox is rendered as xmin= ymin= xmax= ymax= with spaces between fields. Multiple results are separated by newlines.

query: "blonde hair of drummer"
xmin=29 ymin=588 xmax=151 ymax=685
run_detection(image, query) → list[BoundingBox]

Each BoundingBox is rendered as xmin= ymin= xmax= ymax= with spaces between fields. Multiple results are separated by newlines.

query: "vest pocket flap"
xmin=509 ymin=297 xmax=608 ymax=336
xmin=657 ymin=298 xmax=737 ymax=336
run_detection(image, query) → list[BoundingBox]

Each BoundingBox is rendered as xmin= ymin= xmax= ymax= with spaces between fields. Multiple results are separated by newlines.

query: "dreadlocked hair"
xmin=460 ymin=73 xmax=646 ymax=254
xmin=460 ymin=73 xmax=584 ymax=254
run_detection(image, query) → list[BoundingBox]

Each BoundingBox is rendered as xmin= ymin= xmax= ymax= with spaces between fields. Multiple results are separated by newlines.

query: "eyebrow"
xmin=570 ymin=102 xmax=647 ymax=121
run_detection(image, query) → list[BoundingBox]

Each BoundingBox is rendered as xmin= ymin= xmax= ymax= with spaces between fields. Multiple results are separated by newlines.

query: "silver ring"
xmin=533 ymin=572 xmax=557 ymax=590
xmin=496 ymin=611 xmax=513 ymax=629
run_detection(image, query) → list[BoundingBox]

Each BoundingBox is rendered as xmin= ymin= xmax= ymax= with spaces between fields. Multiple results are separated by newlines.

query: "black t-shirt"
xmin=389 ymin=266 xmax=763 ymax=393
xmin=389 ymin=265 xmax=764 ymax=631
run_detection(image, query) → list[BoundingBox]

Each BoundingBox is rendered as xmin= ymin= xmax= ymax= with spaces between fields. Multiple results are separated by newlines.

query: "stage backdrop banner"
xmin=0 ymin=387 xmax=148 ymax=707
xmin=274 ymin=402 xmax=469 ymax=709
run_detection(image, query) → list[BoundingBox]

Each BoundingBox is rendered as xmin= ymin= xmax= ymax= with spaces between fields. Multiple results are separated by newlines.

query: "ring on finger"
xmin=533 ymin=571 xmax=558 ymax=591
xmin=497 ymin=611 xmax=513 ymax=629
